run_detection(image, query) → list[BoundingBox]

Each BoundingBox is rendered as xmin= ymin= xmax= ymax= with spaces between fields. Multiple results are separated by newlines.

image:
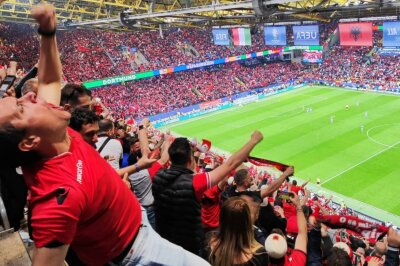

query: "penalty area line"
xmin=321 ymin=140 xmax=400 ymax=185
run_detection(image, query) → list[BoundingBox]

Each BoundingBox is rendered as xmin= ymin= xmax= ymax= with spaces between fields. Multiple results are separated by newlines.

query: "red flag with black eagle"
xmin=318 ymin=215 xmax=388 ymax=244
xmin=339 ymin=22 xmax=373 ymax=46
xmin=247 ymin=156 xmax=292 ymax=181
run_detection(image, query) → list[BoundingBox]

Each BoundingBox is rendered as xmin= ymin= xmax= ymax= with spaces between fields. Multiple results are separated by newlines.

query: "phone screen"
xmin=0 ymin=83 xmax=10 ymax=96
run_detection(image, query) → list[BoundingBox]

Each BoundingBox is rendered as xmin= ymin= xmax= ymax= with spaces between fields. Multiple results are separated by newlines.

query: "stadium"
xmin=0 ymin=0 xmax=400 ymax=265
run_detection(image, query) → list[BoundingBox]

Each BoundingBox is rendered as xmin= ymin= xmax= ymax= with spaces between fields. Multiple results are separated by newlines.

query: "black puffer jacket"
xmin=152 ymin=165 xmax=204 ymax=255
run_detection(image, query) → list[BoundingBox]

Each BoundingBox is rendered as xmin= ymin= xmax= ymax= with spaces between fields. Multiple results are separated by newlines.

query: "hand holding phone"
xmin=0 ymin=75 xmax=16 ymax=97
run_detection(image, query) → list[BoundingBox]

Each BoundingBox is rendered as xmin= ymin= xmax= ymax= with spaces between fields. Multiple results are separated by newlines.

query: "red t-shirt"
xmin=269 ymin=249 xmax=307 ymax=266
xmin=148 ymin=161 xmax=163 ymax=179
xmin=290 ymin=185 xmax=302 ymax=195
xmin=193 ymin=172 xmax=212 ymax=201
xmin=286 ymin=215 xmax=299 ymax=235
xmin=201 ymin=185 xmax=222 ymax=229
xmin=365 ymin=256 xmax=384 ymax=266
xmin=23 ymin=128 xmax=142 ymax=266
xmin=283 ymin=202 xmax=297 ymax=219
xmin=285 ymin=249 xmax=307 ymax=266
xmin=307 ymin=200 xmax=321 ymax=219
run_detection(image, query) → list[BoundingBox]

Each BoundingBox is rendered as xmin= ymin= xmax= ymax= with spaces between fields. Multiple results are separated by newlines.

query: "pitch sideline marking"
xmin=166 ymin=86 xmax=311 ymax=128
xmin=321 ymin=139 xmax=400 ymax=185
xmin=171 ymin=130 xmax=400 ymax=221
xmin=168 ymin=86 xmax=329 ymax=129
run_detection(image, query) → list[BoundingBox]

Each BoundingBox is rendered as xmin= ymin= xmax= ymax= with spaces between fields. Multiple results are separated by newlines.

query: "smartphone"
xmin=0 ymin=75 xmax=16 ymax=97
xmin=279 ymin=191 xmax=294 ymax=200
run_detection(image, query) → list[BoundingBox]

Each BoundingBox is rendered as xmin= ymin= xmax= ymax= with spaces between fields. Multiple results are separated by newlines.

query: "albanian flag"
xmin=318 ymin=215 xmax=388 ymax=244
xmin=339 ymin=22 xmax=373 ymax=46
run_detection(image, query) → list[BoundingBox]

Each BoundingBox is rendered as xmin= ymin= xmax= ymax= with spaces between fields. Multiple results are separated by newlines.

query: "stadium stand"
xmin=0 ymin=6 xmax=400 ymax=265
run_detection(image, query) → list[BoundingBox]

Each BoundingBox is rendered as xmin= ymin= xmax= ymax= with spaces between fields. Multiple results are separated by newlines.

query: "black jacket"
xmin=152 ymin=165 xmax=204 ymax=255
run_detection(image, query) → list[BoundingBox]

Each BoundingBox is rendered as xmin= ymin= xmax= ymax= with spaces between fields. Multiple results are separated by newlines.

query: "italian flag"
xmin=232 ymin=28 xmax=251 ymax=46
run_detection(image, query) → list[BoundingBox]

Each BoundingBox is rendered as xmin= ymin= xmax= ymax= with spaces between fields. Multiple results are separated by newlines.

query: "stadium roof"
xmin=0 ymin=0 xmax=399 ymax=30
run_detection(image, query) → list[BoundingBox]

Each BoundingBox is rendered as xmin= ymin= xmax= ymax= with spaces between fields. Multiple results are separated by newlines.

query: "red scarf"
xmin=318 ymin=215 xmax=388 ymax=244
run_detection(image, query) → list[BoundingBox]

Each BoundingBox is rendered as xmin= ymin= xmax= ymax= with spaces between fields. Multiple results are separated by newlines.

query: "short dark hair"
xmin=69 ymin=108 xmax=99 ymax=132
xmin=0 ymin=122 xmax=40 ymax=167
xmin=21 ymin=78 xmax=38 ymax=96
xmin=129 ymin=137 xmax=139 ymax=146
xmin=327 ymin=247 xmax=352 ymax=266
xmin=234 ymin=169 xmax=249 ymax=186
xmin=98 ymin=119 xmax=114 ymax=134
xmin=168 ymin=137 xmax=192 ymax=166
xmin=61 ymin=83 xmax=92 ymax=107
xmin=292 ymin=180 xmax=297 ymax=186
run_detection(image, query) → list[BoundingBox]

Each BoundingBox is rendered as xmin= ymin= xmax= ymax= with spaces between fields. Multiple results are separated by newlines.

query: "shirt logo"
xmin=76 ymin=160 xmax=83 ymax=184
xmin=55 ymin=187 xmax=69 ymax=205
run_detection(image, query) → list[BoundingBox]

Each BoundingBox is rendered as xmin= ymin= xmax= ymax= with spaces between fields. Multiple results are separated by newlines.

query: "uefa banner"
xmin=293 ymin=25 xmax=320 ymax=46
xmin=383 ymin=21 xmax=400 ymax=47
xmin=339 ymin=22 xmax=372 ymax=46
xmin=264 ymin=26 xmax=287 ymax=46
xmin=212 ymin=29 xmax=230 ymax=46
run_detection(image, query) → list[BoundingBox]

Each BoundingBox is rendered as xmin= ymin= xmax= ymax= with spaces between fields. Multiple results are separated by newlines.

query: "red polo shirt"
xmin=201 ymin=185 xmax=222 ymax=229
xmin=23 ymin=128 xmax=142 ymax=266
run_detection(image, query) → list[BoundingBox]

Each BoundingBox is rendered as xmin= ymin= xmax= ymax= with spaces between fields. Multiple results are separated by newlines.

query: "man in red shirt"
xmin=201 ymin=177 xmax=228 ymax=232
xmin=289 ymin=179 xmax=310 ymax=195
xmin=0 ymin=5 xmax=209 ymax=266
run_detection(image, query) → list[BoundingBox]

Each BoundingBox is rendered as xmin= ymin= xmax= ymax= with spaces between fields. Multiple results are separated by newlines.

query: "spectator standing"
xmin=209 ymin=197 xmax=269 ymax=266
xmin=265 ymin=193 xmax=308 ymax=266
xmin=96 ymin=118 xmax=123 ymax=170
xmin=0 ymin=5 xmax=210 ymax=265
xmin=152 ymin=131 xmax=264 ymax=256
xmin=61 ymin=83 xmax=92 ymax=110
xmin=69 ymin=107 xmax=99 ymax=147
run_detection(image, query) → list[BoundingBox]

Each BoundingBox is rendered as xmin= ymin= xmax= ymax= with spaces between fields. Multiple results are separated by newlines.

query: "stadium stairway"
xmin=0 ymin=196 xmax=31 ymax=265
xmin=133 ymin=50 xmax=149 ymax=67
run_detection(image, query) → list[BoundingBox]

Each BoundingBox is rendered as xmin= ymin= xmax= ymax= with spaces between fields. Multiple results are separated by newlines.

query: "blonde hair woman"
xmin=209 ymin=197 xmax=269 ymax=266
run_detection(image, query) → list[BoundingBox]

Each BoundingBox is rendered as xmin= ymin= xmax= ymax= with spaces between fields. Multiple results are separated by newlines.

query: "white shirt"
xmin=96 ymin=136 xmax=123 ymax=170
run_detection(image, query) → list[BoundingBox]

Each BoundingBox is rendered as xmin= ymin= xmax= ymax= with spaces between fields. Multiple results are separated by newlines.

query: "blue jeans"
xmin=116 ymin=208 xmax=210 ymax=266
xmin=143 ymin=205 xmax=156 ymax=230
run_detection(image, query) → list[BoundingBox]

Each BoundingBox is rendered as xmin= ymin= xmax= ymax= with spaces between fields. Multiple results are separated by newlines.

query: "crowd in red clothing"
xmin=0 ymin=21 xmax=399 ymax=119
xmin=92 ymin=62 xmax=304 ymax=118
xmin=304 ymin=46 xmax=400 ymax=89
xmin=0 ymin=22 xmax=336 ymax=81
xmin=2 ymin=14 xmax=400 ymax=266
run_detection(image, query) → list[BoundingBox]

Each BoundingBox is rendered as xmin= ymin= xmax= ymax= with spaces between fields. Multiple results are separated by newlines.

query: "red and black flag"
xmin=339 ymin=22 xmax=373 ymax=46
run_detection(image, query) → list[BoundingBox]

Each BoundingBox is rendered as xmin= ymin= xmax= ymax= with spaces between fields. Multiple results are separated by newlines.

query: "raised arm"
xmin=32 ymin=4 xmax=62 ymax=106
xmin=291 ymin=193 xmax=308 ymax=254
xmin=116 ymin=155 xmax=157 ymax=177
xmin=208 ymin=131 xmax=263 ymax=187
xmin=301 ymin=179 xmax=311 ymax=188
xmin=157 ymin=136 xmax=171 ymax=166
xmin=384 ymin=228 xmax=400 ymax=266
xmin=138 ymin=118 xmax=151 ymax=157
xmin=260 ymin=166 xmax=294 ymax=199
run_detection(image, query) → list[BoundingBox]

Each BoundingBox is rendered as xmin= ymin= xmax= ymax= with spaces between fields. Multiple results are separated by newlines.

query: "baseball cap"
xmin=264 ymin=233 xmax=288 ymax=259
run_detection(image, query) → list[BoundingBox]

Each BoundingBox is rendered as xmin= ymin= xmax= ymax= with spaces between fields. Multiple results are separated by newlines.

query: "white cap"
xmin=265 ymin=233 xmax=287 ymax=259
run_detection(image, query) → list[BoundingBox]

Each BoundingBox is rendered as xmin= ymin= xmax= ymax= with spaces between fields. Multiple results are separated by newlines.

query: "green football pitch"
xmin=167 ymin=85 xmax=400 ymax=216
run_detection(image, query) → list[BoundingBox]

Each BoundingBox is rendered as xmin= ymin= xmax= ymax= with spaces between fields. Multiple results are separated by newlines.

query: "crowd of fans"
xmin=93 ymin=62 xmax=304 ymax=118
xmin=1 ymin=5 xmax=400 ymax=266
xmin=1 ymin=20 xmax=398 ymax=119
xmin=304 ymin=46 xmax=400 ymax=89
